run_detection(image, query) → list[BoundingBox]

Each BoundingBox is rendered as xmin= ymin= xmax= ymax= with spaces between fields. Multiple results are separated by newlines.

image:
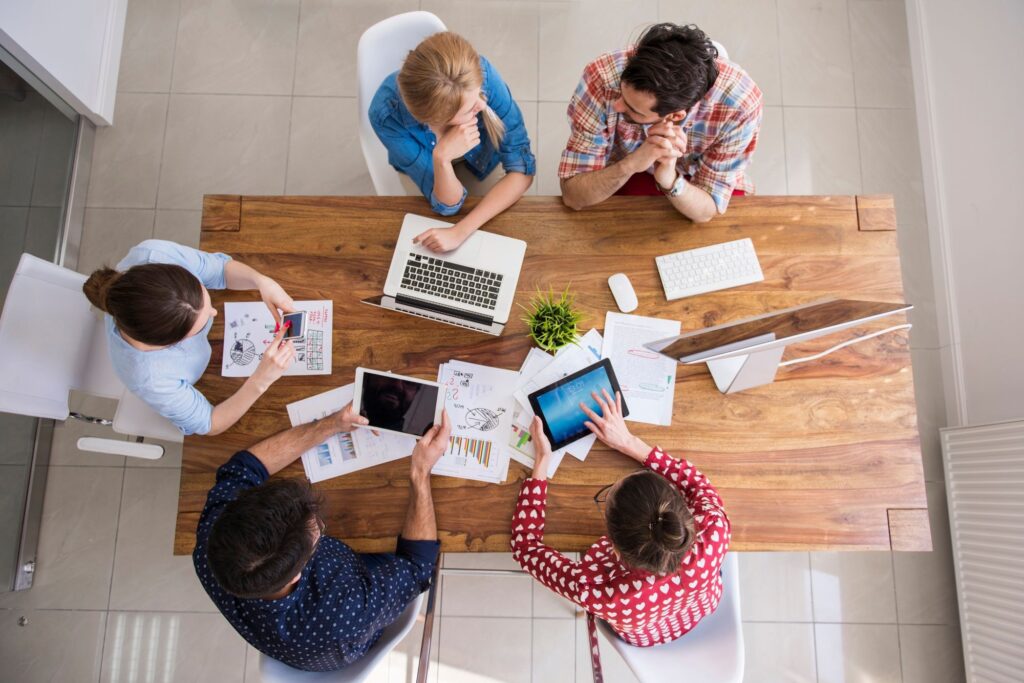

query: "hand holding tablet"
xmin=351 ymin=368 xmax=444 ymax=439
xmin=527 ymin=359 xmax=629 ymax=450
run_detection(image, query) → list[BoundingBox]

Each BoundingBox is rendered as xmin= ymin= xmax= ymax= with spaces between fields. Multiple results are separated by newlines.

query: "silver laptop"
xmin=362 ymin=214 xmax=526 ymax=335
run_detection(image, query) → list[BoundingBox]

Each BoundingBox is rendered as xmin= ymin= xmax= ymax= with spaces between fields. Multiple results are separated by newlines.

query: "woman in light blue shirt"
xmin=369 ymin=31 xmax=535 ymax=253
xmin=83 ymin=240 xmax=297 ymax=436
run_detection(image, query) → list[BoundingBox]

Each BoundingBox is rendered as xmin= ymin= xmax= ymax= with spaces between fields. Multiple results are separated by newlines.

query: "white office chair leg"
xmin=77 ymin=437 xmax=164 ymax=460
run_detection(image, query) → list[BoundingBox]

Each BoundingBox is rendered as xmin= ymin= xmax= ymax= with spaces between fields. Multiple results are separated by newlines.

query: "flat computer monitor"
xmin=644 ymin=298 xmax=913 ymax=394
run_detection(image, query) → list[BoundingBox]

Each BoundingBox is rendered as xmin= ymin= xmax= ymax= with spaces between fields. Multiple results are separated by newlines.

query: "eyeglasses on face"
xmin=310 ymin=514 xmax=326 ymax=554
xmin=593 ymin=483 xmax=614 ymax=512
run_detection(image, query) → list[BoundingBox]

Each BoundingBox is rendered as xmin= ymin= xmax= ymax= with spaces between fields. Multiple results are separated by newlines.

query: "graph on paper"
xmin=446 ymin=436 xmax=493 ymax=468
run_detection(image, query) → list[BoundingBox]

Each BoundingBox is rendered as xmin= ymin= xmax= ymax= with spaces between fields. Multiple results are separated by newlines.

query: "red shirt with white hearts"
xmin=510 ymin=447 xmax=730 ymax=647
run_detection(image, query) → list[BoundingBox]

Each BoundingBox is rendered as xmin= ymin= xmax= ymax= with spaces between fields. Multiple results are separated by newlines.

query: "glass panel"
xmin=0 ymin=58 xmax=77 ymax=590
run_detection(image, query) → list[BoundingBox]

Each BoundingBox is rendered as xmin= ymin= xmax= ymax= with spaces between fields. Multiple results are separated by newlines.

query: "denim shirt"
xmin=369 ymin=55 xmax=536 ymax=215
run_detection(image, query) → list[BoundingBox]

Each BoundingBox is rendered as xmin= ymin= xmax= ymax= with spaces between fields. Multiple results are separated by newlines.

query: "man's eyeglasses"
xmin=310 ymin=514 xmax=326 ymax=555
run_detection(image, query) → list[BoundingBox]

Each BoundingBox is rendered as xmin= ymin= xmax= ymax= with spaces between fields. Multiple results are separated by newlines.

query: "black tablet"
xmin=528 ymin=358 xmax=629 ymax=450
xmin=352 ymin=367 xmax=443 ymax=439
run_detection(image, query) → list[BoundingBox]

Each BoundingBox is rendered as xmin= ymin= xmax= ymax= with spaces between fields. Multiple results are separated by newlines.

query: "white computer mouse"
xmin=608 ymin=273 xmax=638 ymax=313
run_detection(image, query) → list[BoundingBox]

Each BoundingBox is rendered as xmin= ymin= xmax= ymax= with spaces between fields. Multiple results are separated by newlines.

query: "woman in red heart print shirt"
xmin=510 ymin=389 xmax=730 ymax=680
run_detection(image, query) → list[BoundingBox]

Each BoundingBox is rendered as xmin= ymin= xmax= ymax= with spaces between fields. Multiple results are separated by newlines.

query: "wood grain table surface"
xmin=173 ymin=193 xmax=930 ymax=555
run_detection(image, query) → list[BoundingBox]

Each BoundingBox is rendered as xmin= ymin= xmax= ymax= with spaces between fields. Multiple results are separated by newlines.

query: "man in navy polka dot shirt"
xmin=193 ymin=402 xmax=450 ymax=672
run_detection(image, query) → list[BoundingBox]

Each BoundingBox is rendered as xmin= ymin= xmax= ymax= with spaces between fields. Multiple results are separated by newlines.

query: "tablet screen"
xmin=532 ymin=361 xmax=624 ymax=448
xmin=358 ymin=373 xmax=440 ymax=437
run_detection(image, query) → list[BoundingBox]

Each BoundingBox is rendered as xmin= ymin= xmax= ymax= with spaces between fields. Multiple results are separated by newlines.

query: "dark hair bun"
xmin=82 ymin=267 xmax=121 ymax=312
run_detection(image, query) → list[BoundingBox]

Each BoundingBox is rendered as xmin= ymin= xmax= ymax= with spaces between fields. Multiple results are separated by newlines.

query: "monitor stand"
xmin=706 ymin=346 xmax=786 ymax=394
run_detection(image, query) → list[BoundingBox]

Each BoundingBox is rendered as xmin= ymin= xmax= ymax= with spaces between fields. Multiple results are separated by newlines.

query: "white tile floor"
xmin=0 ymin=0 xmax=966 ymax=680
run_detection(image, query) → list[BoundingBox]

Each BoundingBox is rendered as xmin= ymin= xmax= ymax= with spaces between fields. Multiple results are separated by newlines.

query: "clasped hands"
xmin=631 ymin=119 xmax=689 ymax=192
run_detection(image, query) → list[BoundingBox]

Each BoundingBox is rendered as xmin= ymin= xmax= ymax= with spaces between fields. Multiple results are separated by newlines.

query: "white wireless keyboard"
xmin=656 ymin=238 xmax=764 ymax=300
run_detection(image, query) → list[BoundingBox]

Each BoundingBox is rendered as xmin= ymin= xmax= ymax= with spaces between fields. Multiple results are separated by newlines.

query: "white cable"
xmin=778 ymin=324 xmax=913 ymax=368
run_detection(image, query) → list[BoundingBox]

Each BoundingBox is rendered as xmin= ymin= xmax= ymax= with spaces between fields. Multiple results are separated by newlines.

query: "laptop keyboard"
xmin=401 ymin=254 xmax=503 ymax=310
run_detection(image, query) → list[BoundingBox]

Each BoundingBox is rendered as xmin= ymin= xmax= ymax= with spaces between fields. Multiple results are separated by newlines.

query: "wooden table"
xmin=174 ymin=194 xmax=930 ymax=555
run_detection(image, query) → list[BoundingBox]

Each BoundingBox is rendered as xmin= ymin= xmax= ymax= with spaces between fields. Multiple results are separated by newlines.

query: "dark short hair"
xmin=206 ymin=479 xmax=322 ymax=599
xmin=83 ymin=263 xmax=203 ymax=346
xmin=621 ymin=23 xmax=719 ymax=116
xmin=606 ymin=470 xmax=696 ymax=575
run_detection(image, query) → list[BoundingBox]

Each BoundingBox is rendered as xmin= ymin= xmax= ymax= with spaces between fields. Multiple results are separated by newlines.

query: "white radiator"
xmin=941 ymin=420 xmax=1024 ymax=682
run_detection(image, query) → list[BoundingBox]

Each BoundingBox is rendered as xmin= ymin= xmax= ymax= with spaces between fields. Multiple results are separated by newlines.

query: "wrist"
xmin=655 ymin=167 xmax=679 ymax=191
xmin=625 ymin=436 xmax=651 ymax=462
xmin=410 ymin=466 xmax=433 ymax=485
xmin=433 ymin=147 xmax=452 ymax=166
xmin=622 ymin=152 xmax=645 ymax=176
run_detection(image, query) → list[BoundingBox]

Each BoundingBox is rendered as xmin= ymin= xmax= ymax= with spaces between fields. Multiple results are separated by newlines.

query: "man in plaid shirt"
xmin=559 ymin=23 xmax=763 ymax=222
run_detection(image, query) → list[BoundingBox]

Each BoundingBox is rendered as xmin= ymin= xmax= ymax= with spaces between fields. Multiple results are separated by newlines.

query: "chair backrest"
xmin=712 ymin=39 xmax=730 ymax=62
xmin=259 ymin=592 xmax=425 ymax=682
xmin=0 ymin=253 xmax=123 ymax=420
xmin=595 ymin=552 xmax=744 ymax=683
xmin=356 ymin=11 xmax=447 ymax=196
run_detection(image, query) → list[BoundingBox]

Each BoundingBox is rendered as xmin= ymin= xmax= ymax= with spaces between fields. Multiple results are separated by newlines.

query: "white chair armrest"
xmin=76 ymin=437 xmax=164 ymax=460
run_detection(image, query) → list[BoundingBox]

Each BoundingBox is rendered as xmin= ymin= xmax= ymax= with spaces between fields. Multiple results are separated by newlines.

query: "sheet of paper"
xmin=511 ymin=329 xmax=603 ymax=462
xmin=602 ymin=312 xmax=681 ymax=426
xmin=287 ymin=384 xmax=413 ymax=483
xmin=513 ymin=328 xmax=604 ymax=415
xmin=432 ymin=360 xmax=516 ymax=483
xmin=222 ymin=300 xmax=333 ymax=377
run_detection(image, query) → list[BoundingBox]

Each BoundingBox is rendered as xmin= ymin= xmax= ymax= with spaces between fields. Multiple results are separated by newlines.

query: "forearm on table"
xmin=457 ymin=172 xmax=533 ymax=233
xmin=401 ymin=473 xmax=437 ymax=541
xmin=247 ymin=415 xmax=339 ymax=475
xmin=431 ymin=152 xmax=465 ymax=206
xmin=207 ymin=378 xmax=269 ymax=436
xmin=224 ymin=260 xmax=269 ymax=290
xmin=666 ymin=180 xmax=718 ymax=223
xmin=559 ymin=158 xmax=637 ymax=210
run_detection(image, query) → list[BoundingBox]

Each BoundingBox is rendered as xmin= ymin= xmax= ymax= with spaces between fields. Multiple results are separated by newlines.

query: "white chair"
xmin=594 ymin=552 xmax=744 ymax=683
xmin=356 ymin=11 xmax=446 ymax=196
xmin=712 ymin=40 xmax=730 ymax=61
xmin=258 ymin=592 xmax=425 ymax=682
xmin=0 ymin=253 xmax=182 ymax=459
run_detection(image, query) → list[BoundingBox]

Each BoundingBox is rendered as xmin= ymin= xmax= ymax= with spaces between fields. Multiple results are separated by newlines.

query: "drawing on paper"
xmin=315 ymin=443 xmax=332 ymax=466
xmin=229 ymin=338 xmax=257 ymax=366
xmin=465 ymin=407 xmax=501 ymax=431
xmin=222 ymin=301 xmax=333 ymax=377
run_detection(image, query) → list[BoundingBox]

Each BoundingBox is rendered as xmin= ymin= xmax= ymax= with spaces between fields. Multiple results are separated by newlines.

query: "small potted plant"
xmin=522 ymin=286 xmax=584 ymax=352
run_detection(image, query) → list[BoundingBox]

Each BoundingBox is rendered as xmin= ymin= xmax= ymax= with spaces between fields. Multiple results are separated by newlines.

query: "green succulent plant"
xmin=522 ymin=286 xmax=584 ymax=352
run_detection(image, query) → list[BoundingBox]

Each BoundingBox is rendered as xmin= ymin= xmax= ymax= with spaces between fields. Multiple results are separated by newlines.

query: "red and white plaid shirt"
xmin=559 ymin=49 xmax=763 ymax=213
xmin=510 ymin=448 xmax=731 ymax=677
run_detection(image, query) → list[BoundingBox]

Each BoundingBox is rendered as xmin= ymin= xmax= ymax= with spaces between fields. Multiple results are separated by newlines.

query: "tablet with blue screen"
xmin=527 ymin=359 xmax=629 ymax=450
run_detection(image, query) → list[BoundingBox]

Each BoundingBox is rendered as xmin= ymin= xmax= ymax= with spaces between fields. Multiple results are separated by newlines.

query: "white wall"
xmin=0 ymin=0 xmax=127 ymax=125
xmin=906 ymin=0 xmax=1024 ymax=426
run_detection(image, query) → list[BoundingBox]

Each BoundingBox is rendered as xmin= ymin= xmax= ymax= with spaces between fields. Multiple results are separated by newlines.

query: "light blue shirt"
xmin=106 ymin=240 xmax=231 ymax=435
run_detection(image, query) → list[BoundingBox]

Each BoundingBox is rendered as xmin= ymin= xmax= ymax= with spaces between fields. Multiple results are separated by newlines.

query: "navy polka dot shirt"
xmin=193 ymin=451 xmax=439 ymax=672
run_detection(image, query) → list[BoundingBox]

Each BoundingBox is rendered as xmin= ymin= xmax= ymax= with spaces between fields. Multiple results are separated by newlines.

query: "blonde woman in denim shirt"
xmin=369 ymin=32 xmax=535 ymax=253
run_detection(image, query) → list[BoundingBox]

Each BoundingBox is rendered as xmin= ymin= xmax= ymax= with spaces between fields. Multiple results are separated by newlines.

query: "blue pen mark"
xmin=587 ymin=345 xmax=600 ymax=359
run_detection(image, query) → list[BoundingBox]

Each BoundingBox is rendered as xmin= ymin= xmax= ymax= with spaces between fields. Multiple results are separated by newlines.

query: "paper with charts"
xmin=508 ymin=329 xmax=604 ymax=475
xmin=286 ymin=383 xmax=415 ymax=483
xmin=434 ymin=360 xmax=516 ymax=484
xmin=602 ymin=312 xmax=681 ymax=426
xmin=222 ymin=300 xmax=332 ymax=377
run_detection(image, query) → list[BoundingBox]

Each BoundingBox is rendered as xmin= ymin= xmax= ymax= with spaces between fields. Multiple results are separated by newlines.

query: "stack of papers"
xmin=285 ymin=324 xmax=676 ymax=485
xmin=286 ymin=384 xmax=415 ymax=483
xmin=602 ymin=312 xmax=681 ymax=426
xmin=507 ymin=329 xmax=605 ymax=477
xmin=433 ymin=360 xmax=517 ymax=483
xmin=222 ymin=300 xmax=333 ymax=377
